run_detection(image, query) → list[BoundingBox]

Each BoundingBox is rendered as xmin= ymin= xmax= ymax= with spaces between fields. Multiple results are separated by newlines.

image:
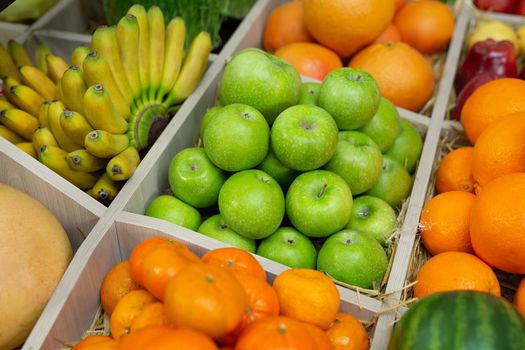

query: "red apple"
xmin=474 ymin=0 xmax=517 ymax=13
xmin=516 ymin=0 xmax=525 ymax=14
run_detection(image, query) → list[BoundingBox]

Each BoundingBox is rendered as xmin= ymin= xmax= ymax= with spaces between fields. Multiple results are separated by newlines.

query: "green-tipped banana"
xmin=36 ymin=44 xmax=51 ymax=73
xmin=47 ymin=100 xmax=81 ymax=152
xmin=127 ymin=103 xmax=169 ymax=151
xmin=66 ymin=149 xmax=107 ymax=172
xmin=19 ymin=65 xmax=57 ymax=100
xmin=70 ymin=46 xmax=90 ymax=68
xmin=164 ymin=32 xmax=212 ymax=106
xmin=7 ymin=40 xmax=32 ymax=67
xmin=157 ymin=17 xmax=185 ymax=101
xmin=91 ymin=26 xmax=133 ymax=103
xmin=32 ymin=126 xmax=58 ymax=150
xmin=0 ymin=108 xmax=38 ymax=140
xmin=84 ymin=129 xmax=129 ymax=158
xmin=0 ymin=42 xmax=21 ymax=80
xmin=117 ymin=14 xmax=141 ymax=98
xmin=0 ymin=125 xmax=24 ymax=143
xmin=83 ymin=51 xmax=130 ymax=119
xmin=46 ymin=54 xmax=69 ymax=83
xmin=147 ymin=6 xmax=165 ymax=102
xmin=106 ymin=146 xmax=140 ymax=181
xmin=38 ymin=145 xmax=98 ymax=189
xmin=6 ymin=84 xmax=45 ymax=117
xmin=60 ymin=110 xmax=94 ymax=145
xmin=61 ymin=66 xmax=86 ymax=113
xmin=83 ymin=84 xmax=128 ymax=134
xmin=127 ymin=4 xmax=149 ymax=99
xmin=88 ymin=172 xmax=121 ymax=205
xmin=16 ymin=142 xmax=36 ymax=158
xmin=38 ymin=100 xmax=50 ymax=127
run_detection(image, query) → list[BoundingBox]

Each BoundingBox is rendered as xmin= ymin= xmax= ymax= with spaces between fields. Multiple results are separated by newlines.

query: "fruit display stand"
xmin=0 ymin=21 xmax=28 ymax=44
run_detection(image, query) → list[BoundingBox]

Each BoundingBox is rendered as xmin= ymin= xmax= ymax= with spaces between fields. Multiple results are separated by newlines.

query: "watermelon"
xmin=389 ymin=291 xmax=525 ymax=350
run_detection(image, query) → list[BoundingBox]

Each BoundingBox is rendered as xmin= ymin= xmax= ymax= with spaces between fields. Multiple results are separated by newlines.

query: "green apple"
xmin=358 ymin=97 xmax=401 ymax=152
xmin=366 ymin=155 xmax=412 ymax=208
xmin=257 ymin=148 xmax=300 ymax=190
xmin=385 ymin=120 xmax=423 ymax=174
xmin=219 ymin=169 xmax=285 ymax=239
xmin=346 ymin=195 xmax=397 ymax=246
xmin=298 ymin=82 xmax=321 ymax=105
xmin=203 ymin=103 xmax=269 ymax=172
xmin=146 ymin=195 xmax=201 ymax=231
xmin=318 ymin=68 xmax=381 ymax=130
xmin=271 ymin=104 xmax=338 ymax=171
xmin=317 ymin=229 xmax=388 ymax=289
xmin=200 ymin=105 xmax=221 ymax=139
xmin=324 ymin=131 xmax=383 ymax=195
xmin=286 ymin=170 xmax=352 ymax=238
xmin=257 ymin=226 xmax=317 ymax=269
xmin=218 ymin=48 xmax=301 ymax=124
xmin=168 ymin=147 xmax=226 ymax=208
xmin=197 ymin=214 xmax=256 ymax=252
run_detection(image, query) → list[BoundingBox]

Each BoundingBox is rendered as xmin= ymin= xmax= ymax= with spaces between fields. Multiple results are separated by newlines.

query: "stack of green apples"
xmin=146 ymin=48 xmax=423 ymax=290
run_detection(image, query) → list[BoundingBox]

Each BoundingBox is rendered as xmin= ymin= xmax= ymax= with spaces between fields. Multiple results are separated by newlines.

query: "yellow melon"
xmin=0 ymin=183 xmax=72 ymax=349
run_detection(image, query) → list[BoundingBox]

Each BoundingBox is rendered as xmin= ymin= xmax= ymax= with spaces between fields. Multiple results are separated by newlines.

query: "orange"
xmin=460 ymin=78 xmax=525 ymax=143
xmin=303 ymin=0 xmax=395 ymax=57
xmin=100 ymin=260 xmax=141 ymax=316
xmin=272 ymin=268 xmax=339 ymax=330
xmin=164 ymin=263 xmax=247 ymax=338
xmin=349 ymin=42 xmax=434 ymax=112
xmin=72 ymin=335 xmax=118 ymax=350
xmin=472 ymin=112 xmax=525 ymax=186
xmin=263 ymin=1 xmax=314 ymax=53
xmin=413 ymin=251 xmax=501 ymax=298
xmin=394 ymin=0 xmax=454 ymax=54
xmin=419 ymin=191 xmax=476 ymax=255
xmin=300 ymin=322 xmax=334 ymax=350
xmin=514 ymin=278 xmax=525 ymax=317
xmin=372 ymin=24 xmax=401 ymax=44
xmin=129 ymin=302 xmax=168 ymax=332
xmin=395 ymin=0 xmax=406 ymax=11
xmin=275 ymin=42 xmax=343 ymax=81
xmin=435 ymin=147 xmax=475 ymax=194
xmin=109 ymin=289 xmax=157 ymax=339
xmin=326 ymin=313 xmax=369 ymax=350
xmin=470 ymin=173 xmax=525 ymax=274
xmin=119 ymin=326 xmax=168 ymax=350
xmin=147 ymin=328 xmax=219 ymax=350
xmin=201 ymin=247 xmax=266 ymax=281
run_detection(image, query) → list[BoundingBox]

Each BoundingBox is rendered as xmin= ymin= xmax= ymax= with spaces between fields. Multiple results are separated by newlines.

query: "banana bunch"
xmin=0 ymin=5 xmax=212 ymax=205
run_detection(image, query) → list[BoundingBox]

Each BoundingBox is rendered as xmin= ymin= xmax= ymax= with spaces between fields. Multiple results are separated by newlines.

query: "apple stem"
xmin=317 ymin=184 xmax=328 ymax=199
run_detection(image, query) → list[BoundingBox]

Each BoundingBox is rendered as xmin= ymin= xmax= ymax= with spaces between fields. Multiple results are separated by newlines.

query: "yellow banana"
xmin=0 ymin=42 xmax=20 ymax=80
xmin=157 ymin=17 xmax=185 ymax=101
xmin=116 ymin=14 xmax=141 ymax=98
xmin=38 ymin=145 xmax=98 ymax=190
xmin=127 ymin=5 xmax=149 ymax=95
xmin=147 ymin=6 xmax=165 ymax=102
xmin=7 ymin=40 xmax=32 ymax=67
xmin=88 ymin=172 xmax=121 ymax=204
xmin=19 ymin=65 xmax=57 ymax=100
xmin=60 ymin=110 xmax=93 ymax=145
xmin=36 ymin=44 xmax=51 ymax=74
xmin=47 ymin=100 xmax=81 ymax=152
xmin=0 ymin=100 xmax=14 ymax=110
xmin=38 ymin=101 xmax=50 ymax=127
xmin=83 ymin=51 xmax=130 ymax=119
xmin=0 ymin=125 xmax=24 ymax=143
xmin=164 ymin=32 xmax=212 ymax=106
xmin=0 ymin=108 xmax=38 ymax=140
xmin=5 ymin=84 xmax=45 ymax=117
xmin=16 ymin=142 xmax=36 ymax=158
xmin=84 ymin=129 xmax=129 ymax=158
xmin=66 ymin=149 xmax=107 ymax=172
xmin=91 ymin=26 xmax=133 ymax=103
xmin=83 ymin=84 xmax=128 ymax=134
xmin=70 ymin=46 xmax=90 ymax=68
xmin=46 ymin=54 xmax=69 ymax=83
xmin=56 ymin=78 xmax=64 ymax=101
xmin=33 ymin=126 xmax=58 ymax=150
xmin=106 ymin=146 xmax=140 ymax=181
xmin=61 ymin=66 xmax=86 ymax=113
xmin=2 ymin=76 xmax=19 ymax=91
